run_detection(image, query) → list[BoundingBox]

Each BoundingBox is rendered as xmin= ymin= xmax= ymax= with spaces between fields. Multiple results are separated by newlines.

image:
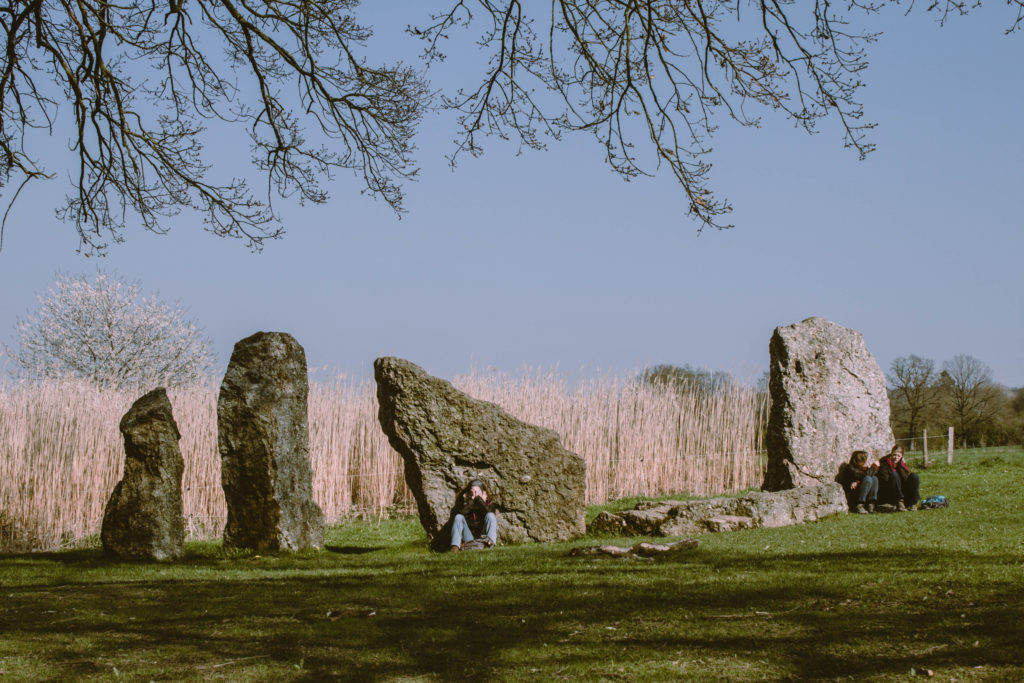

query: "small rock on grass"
xmin=569 ymin=539 xmax=698 ymax=558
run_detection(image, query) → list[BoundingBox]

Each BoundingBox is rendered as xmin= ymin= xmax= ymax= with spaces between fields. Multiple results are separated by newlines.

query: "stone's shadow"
xmin=4 ymin=546 xmax=1022 ymax=680
xmin=0 ymin=548 xmax=105 ymax=563
xmin=323 ymin=545 xmax=383 ymax=555
xmin=431 ymin=517 xmax=455 ymax=552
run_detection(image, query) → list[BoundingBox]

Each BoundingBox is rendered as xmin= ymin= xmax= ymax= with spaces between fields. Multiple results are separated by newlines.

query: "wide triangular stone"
xmin=374 ymin=357 xmax=586 ymax=548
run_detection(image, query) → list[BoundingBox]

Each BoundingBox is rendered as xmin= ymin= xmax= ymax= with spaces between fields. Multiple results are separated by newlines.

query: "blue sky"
xmin=1 ymin=4 xmax=1021 ymax=387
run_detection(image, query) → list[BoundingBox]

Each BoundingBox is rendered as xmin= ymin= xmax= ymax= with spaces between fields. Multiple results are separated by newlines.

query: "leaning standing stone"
xmin=762 ymin=317 xmax=894 ymax=491
xmin=375 ymin=357 xmax=586 ymax=548
xmin=101 ymin=388 xmax=186 ymax=561
xmin=218 ymin=332 xmax=324 ymax=552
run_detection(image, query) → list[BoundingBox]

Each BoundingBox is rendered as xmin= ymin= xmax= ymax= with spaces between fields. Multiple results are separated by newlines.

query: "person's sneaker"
xmin=867 ymin=503 xmax=876 ymax=513
xmin=855 ymin=503 xmax=869 ymax=514
xmin=449 ymin=545 xmax=461 ymax=553
xmin=896 ymin=501 xmax=907 ymax=512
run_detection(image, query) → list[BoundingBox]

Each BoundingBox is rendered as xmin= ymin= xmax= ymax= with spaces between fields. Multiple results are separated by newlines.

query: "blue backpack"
xmin=920 ymin=495 xmax=949 ymax=509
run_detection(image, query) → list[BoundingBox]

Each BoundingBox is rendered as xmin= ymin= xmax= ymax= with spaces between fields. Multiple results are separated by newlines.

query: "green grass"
xmin=2 ymin=448 xmax=1023 ymax=681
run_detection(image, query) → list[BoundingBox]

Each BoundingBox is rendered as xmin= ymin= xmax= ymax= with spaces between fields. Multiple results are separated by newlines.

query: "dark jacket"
xmin=456 ymin=493 xmax=498 ymax=537
xmin=835 ymin=462 xmax=876 ymax=493
xmin=877 ymin=456 xmax=911 ymax=483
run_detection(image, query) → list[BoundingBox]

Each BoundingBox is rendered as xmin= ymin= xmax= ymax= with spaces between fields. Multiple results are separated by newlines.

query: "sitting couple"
xmin=836 ymin=445 xmax=920 ymax=514
xmin=449 ymin=478 xmax=499 ymax=552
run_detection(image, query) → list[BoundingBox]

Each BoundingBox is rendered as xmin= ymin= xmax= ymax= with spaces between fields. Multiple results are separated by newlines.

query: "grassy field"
xmin=1 ymin=448 xmax=1022 ymax=681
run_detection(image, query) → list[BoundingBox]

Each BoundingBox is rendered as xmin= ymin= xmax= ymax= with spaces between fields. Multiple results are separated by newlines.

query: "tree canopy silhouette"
xmin=1 ymin=0 xmax=1020 ymax=252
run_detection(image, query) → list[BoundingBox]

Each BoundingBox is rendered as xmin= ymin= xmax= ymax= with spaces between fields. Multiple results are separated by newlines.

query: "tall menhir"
xmin=218 ymin=332 xmax=324 ymax=552
xmin=762 ymin=317 xmax=894 ymax=491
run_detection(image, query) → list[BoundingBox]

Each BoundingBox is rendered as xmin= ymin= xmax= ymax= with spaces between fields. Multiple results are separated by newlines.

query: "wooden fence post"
xmin=948 ymin=426 xmax=954 ymax=465
xmin=923 ymin=429 xmax=929 ymax=467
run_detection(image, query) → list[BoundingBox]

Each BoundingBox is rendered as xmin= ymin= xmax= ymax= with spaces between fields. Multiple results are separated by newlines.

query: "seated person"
xmin=877 ymin=445 xmax=920 ymax=511
xmin=450 ymin=479 xmax=498 ymax=552
xmin=836 ymin=450 xmax=879 ymax=514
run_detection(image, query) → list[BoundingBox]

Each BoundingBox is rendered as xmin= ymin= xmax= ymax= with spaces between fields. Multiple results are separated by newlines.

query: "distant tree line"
xmin=639 ymin=364 xmax=737 ymax=396
xmin=888 ymin=355 xmax=1023 ymax=448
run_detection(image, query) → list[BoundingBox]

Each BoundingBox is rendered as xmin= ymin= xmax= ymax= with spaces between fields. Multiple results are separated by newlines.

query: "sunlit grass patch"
xmin=2 ymin=450 xmax=1022 ymax=680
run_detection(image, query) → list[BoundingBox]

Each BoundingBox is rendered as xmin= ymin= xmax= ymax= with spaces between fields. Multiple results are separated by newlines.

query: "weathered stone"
xmin=569 ymin=539 xmax=699 ymax=558
xmin=631 ymin=540 xmax=699 ymax=556
xmin=763 ymin=317 xmax=894 ymax=491
xmin=570 ymin=544 xmax=634 ymax=558
xmin=703 ymin=515 xmax=755 ymax=533
xmin=218 ymin=332 xmax=324 ymax=552
xmin=101 ymin=388 xmax=185 ymax=561
xmin=588 ymin=483 xmax=846 ymax=537
xmin=374 ymin=356 xmax=586 ymax=548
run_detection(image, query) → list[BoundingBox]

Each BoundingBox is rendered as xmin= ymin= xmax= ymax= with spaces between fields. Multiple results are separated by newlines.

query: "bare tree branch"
xmin=1 ymin=0 xmax=1018 ymax=250
xmin=1 ymin=0 xmax=429 ymax=252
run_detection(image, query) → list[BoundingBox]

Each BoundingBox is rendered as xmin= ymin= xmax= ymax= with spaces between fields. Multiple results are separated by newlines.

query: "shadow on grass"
xmin=3 ymin=543 xmax=1022 ymax=680
xmin=0 ymin=546 xmax=105 ymax=563
xmin=323 ymin=545 xmax=386 ymax=555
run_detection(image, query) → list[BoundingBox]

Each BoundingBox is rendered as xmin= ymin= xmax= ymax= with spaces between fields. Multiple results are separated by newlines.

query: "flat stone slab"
xmin=569 ymin=539 xmax=699 ymax=558
xmin=589 ymin=483 xmax=846 ymax=537
xmin=703 ymin=515 xmax=755 ymax=533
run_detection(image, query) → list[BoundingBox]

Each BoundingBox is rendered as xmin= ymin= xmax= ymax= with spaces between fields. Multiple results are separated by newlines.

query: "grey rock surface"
xmin=763 ymin=317 xmax=894 ymax=491
xmin=218 ymin=332 xmax=324 ymax=552
xmin=569 ymin=539 xmax=699 ymax=558
xmin=374 ymin=356 xmax=586 ymax=548
xmin=101 ymin=388 xmax=185 ymax=561
xmin=588 ymin=483 xmax=846 ymax=537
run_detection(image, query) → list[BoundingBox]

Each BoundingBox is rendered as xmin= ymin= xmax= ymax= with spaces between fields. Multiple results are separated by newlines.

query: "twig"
xmin=211 ymin=655 xmax=271 ymax=669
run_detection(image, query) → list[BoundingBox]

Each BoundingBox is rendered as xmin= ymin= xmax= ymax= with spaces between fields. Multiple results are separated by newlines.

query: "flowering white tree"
xmin=6 ymin=270 xmax=215 ymax=390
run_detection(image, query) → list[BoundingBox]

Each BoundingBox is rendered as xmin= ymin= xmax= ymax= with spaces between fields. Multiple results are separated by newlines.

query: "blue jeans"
xmin=451 ymin=512 xmax=497 ymax=547
xmin=846 ymin=475 xmax=878 ymax=510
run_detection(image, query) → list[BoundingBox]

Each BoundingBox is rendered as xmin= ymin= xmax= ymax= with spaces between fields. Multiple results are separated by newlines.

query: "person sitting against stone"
xmin=836 ymin=450 xmax=879 ymax=514
xmin=877 ymin=445 xmax=920 ymax=511
xmin=449 ymin=479 xmax=498 ymax=552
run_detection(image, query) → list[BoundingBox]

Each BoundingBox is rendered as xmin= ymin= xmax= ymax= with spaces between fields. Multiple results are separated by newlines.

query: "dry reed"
xmin=0 ymin=368 xmax=765 ymax=552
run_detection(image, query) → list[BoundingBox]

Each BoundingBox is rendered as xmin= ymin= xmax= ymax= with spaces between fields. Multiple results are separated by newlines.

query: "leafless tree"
xmin=887 ymin=354 xmax=939 ymax=440
xmin=2 ymin=0 xmax=1022 ymax=252
xmin=941 ymin=354 xmax=999 ymax=446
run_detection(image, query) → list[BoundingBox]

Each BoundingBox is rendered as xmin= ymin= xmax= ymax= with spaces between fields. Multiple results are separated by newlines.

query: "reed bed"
xmin=0 ymin=368 xmax=765 ymax=552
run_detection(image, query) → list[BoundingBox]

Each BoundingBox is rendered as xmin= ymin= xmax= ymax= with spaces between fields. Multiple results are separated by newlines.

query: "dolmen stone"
xmin=374 ymin=356 xmax=586 ymax=549
xmin=763 ymin=317 xmax=894 ymax=491
xmin=589 ymin=483 xmax=846 ymax=537
xmin=218 ymin=332 xmax=324 ymax=552
xmin=101 ymin=388 xmax=185 ymax=561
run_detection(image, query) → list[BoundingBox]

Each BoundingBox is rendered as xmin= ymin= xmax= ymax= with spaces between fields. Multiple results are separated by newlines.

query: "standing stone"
xmin=763 ymin=317 xmax=894 ymax=491
xmin=101 ymin=388 xmax=185 ymax=561
xmin=374 ymin=357 xmax=586 ymax=548
xmin=218 ymin=332 xmax=324 ymax=552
